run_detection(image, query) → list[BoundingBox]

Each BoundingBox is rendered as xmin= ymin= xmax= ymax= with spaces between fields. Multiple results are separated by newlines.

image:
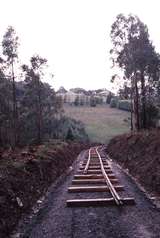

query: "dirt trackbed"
xmin=15 ymin=148 xmax=160 ymax=238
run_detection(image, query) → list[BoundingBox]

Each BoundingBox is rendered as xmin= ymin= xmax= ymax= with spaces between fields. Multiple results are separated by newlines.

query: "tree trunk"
xmin=130 ymin=78 xmax=134 ymax=131
xmin=11 ymin=61 xmax=18 ymax=149
xmin=133 ymin=73 xmax=140 ymax=130
xmin=141 ymin=71 xmax=146 ymax=128
xmin=37 ymin=79 xmax=42 ymax=144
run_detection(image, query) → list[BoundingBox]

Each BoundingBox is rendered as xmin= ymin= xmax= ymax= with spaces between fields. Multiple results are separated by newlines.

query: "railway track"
xmin=66 ymin=146 xmax=135 ymax=207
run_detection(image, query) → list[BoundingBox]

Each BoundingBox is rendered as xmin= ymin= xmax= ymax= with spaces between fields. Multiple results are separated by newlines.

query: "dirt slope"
xmin=107 ymin=129 xmax=160 ymax=196
xmin=0 ymin=141 xmax=90 ymax=237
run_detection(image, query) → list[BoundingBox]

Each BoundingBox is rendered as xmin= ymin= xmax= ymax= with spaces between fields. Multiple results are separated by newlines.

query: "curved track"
xmin=67 ymin=146 xmax=135 ymax=207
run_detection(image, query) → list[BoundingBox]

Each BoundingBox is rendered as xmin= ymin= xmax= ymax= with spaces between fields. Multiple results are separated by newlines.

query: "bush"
xmin=110 ymin=98 xmax=118 ymax=108
xmin=106 ymin=92 xmax=113 ymax=104
xmin=90 ymin=97 xmax=96 ymax=107
xmin=74 ymin=96 xmax=79 ymax=106
xmin=143 ymin=103 xmax=159 ymax=128
xmin=53 ymin=116 xmax=89 ymax=142
xmin=117 ymin=100 xmax=131 ymax=111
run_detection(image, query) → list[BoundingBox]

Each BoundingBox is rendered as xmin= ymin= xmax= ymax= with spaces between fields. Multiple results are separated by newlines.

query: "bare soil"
xmin=107 ymin=129 xmax=160 ymax=197
xmin=0 ymin=141 xmax=90 ymax=237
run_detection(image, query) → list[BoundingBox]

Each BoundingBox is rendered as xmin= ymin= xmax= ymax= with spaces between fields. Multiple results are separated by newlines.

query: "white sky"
xmin=0 ymin=0 xmax=160 ymax=91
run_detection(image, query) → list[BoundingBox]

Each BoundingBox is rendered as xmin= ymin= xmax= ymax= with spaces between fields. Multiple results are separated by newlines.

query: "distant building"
xmin=56 ymin=90 xmax=77 ymax=104
xmin=56 ymin=87 xmax=112 ymax=105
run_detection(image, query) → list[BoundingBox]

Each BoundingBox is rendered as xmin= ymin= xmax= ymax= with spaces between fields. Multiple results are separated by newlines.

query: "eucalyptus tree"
xmin=110 ymin=14 xmax=160 ymax=129
xmin=0 ymin=59 xmax=12 ymax=146
xmin=21 ymin=55 xmax=48 ymax=144
xmin=2 ymin=26 xmax=19 ymax=147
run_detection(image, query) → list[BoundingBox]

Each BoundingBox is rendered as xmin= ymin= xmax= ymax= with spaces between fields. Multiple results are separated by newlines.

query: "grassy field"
xmin=64 ymin=105 xmax=130 ymax=143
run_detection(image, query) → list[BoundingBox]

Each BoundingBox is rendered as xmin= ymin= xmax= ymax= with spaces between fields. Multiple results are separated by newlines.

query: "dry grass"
xmin=64 ymin=105 xmax=130 ymax=143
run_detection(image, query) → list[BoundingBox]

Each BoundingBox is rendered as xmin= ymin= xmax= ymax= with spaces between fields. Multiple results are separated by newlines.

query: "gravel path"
xmin=19 ymin=150 xmax=160 ymax=238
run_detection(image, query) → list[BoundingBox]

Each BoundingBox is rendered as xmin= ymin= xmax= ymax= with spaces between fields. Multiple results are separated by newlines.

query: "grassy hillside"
xmin=64 ymin=105 xmax=130 ymax=143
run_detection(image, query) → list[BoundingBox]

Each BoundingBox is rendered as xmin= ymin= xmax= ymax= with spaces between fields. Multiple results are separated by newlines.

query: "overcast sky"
xmin=0 ymin=0 xmax=160 ymax=91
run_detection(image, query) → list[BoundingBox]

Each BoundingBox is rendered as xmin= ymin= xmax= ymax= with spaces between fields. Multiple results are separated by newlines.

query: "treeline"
xmin=0 ymin=27 xmax=88 ymax=148
xmin=110 ymin=14 xmax=160 ymax=130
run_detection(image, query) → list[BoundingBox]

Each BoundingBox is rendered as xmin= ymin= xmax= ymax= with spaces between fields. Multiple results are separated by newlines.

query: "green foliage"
xmin=57 ymin=86 xmax=67 ymax=94
xmin=110 ymin=14 xmax=160 ymax=129
xmin=110 ymin=14 xmax=155 ymax=78
xmin=2 ymin=26 xmax=19 ymax=148
xmin=0 ymin=76 xmax=12 ymax=146
xmin=106 ymin=92 xmax=113 ymax=104
xmin=0 ymin=26 xmax=89 ymax=147
xmin=21 ymin=55 xmax=48 ymax=143
xmin=95 ymin=97 xmax=103 ymax=105
xmin=110 ymin=98 xmax=118 ymax=108
xmin=53 ymin=116 xmax=88 ymax=142
xmin=74 ymin=96 xmax=80 ymax=106
xmin=70 ymin=87 xmax=87 ymax=94
xmin=118 ymin=85 xmax=131 ymax=100
xmin=0 ymin=76 xmax=89 ymax=146
xmin=2 ymin=26 xmax=19 ymax=62
xmin=90 ymin=96 xmax=96 ymax=107
xmin=142 ymin=103 xmax=159 ymax=128
xmin=66 ymin=128 xmax=74 ymax=141
xmin=19 ymin=81 xmax=62 ymax=145
xmin=117 ymin=100 xmax=131 ymax=111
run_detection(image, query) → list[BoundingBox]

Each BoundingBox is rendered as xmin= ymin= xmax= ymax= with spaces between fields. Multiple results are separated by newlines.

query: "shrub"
xmin=74 ymin=96 xmax=80 ymax=106
xmin=142 ymin=103 xmax=159 ymax=128
xmin=117 ymin=100 xmax=131 ymax=111
xmin=106 ymin=92 xmax=113 ymax=104
xmin=53 ymin=116 xmax=89 ymax=142
xmin=110 ymin=98 xmax=118 ymax=108
xmin=90 ymin=97 xmax=96 ymax=107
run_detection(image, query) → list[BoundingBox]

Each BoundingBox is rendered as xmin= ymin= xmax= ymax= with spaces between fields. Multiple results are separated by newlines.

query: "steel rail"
xmin=96 ymin=147 xmax=123 ymax=205
xmin=83 ymin=148 xmax=91 ymax=174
